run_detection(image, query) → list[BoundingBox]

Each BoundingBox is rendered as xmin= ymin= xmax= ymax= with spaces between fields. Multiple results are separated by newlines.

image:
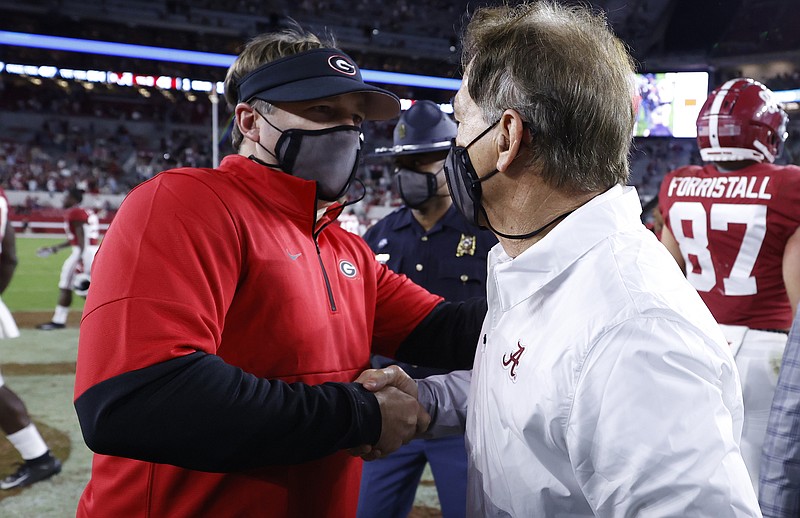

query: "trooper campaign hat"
xmin=373 ymin=100 xmax=457 ymax=156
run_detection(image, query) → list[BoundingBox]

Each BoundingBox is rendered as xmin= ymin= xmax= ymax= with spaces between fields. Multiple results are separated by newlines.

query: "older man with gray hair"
xmin=357 ymin=1 xmax=761 ymax=516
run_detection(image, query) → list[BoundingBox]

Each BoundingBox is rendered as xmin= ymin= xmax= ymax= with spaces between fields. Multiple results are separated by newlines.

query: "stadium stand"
xmin=0 ymin=0 xmax=798 ymax=234
xmin=0 ymin=2 xmax=798 ymax=516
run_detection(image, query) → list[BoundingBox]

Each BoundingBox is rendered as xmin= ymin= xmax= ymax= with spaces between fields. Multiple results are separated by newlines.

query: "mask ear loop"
xmin=313 ymin=178 xmax=367 ymax=239
xmin=428 ymin=165 xmax=450 ymax=199
xmin=460 ymin=118 xmax=570 ymax=239
xmin=249 ymin=107 xmax=284 ymax=169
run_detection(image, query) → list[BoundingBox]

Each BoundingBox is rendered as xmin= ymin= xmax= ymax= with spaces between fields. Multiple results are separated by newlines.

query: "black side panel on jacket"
xmin=396 ymin=297 xmax=486 ymax=371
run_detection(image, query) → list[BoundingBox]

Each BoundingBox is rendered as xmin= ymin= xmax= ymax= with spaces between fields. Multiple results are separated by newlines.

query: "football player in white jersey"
xmin=36 ymin=188 xmax=100 ymax=330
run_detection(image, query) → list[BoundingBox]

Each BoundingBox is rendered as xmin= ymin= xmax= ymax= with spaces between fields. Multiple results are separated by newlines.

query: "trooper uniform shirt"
xmin=364 ymin=204 xmax=496 ymax=377
xmin=363 ymin=205 xmax=496 ymax=303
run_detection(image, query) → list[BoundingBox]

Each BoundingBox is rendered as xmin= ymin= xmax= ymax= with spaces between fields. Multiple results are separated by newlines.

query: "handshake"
xmin=351 ymin=365 xmax=430 ymax=461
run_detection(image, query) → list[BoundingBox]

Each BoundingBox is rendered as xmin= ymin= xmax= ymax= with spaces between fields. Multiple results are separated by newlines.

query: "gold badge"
xmin=397 ymin=123 xmax=406 ymax=140
xmin=456 ymin=234 xmax=476 ymax=257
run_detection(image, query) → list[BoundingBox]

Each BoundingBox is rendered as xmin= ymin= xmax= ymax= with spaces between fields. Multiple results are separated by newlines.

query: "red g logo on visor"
xmin=328 ymin=55 xmax=357 ymax=76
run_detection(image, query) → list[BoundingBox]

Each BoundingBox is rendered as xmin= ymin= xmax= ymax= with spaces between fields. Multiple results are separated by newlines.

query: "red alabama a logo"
xmin=502 ymin=341 xmax=526 ymax=381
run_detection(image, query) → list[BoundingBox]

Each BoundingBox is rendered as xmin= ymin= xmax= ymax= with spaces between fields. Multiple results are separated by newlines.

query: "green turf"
xmin=3 ymin=237 xmax=86 ymax=312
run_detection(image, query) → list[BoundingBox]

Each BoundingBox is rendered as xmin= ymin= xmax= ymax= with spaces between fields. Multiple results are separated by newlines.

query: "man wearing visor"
xmin=359 ymin=101 xmax=496 ymax=518
xmin=73 ymin=28 xmax=484 ymax=517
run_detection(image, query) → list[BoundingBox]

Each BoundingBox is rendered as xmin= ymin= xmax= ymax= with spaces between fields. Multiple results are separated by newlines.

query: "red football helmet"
xmin=696 ymin=78 xmax=788 ymax=163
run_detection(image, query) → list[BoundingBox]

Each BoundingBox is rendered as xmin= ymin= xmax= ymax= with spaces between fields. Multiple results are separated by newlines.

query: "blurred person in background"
xmin=359 ymin=100 xmax=496 ymax=518
xmin=761 ymin=308 xmax=800 ymax=517
xmin=0 ymin=187 xmax=61 ymax=489
xmin=659 ymin=77 xmax=800 ymax=493
xmin=36 ymin=188 xmax=100 ymax=330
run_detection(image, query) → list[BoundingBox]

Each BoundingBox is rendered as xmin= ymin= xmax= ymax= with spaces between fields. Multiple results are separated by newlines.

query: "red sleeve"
xmin=75 ymin=172 xmax=241 ymax=398
xmin=68 ymin=206 xmax=89 ymax=224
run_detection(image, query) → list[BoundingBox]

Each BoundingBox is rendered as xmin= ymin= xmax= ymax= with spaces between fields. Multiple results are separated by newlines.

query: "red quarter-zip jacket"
xmin=74 ymin=155 xmax=482 ymax=517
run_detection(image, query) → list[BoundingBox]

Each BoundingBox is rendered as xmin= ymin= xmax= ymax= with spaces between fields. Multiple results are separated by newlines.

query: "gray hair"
xmin=462 ymin=1 xmax=636 ymax=193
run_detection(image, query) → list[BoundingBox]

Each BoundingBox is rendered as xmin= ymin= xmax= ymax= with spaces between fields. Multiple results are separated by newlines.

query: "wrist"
xmin=348 ymin=383 xmax=382 ymax=447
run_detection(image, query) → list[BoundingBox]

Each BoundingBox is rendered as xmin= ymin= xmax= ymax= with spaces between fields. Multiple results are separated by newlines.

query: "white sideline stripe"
xmin=10 ymin=221 xmax=109 ymax=238
xmin=10 ymin=221 xmax=109 ymax=229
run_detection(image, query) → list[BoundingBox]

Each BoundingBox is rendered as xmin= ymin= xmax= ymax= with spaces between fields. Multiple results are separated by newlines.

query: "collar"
xmin=220 ymin=154 xmax=337 ymax=232
xmin=490 ymin=185 xmax=643 ymax=311
xmin=314 ymin=203 xmax=346 ymax=231
xmin=389 ymin=204 xmax=476 ymax=235
xmin=388 ymin=206 xmax=416 ymax=231
xmin=440 ymin=204 xmax=483 ymax=234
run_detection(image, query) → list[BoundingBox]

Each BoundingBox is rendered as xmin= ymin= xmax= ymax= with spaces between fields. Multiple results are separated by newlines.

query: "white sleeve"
xmin=417 ymin=370 xmax=471 ymax=438
xmin=567 ymin=317 xmax=761 ymax=517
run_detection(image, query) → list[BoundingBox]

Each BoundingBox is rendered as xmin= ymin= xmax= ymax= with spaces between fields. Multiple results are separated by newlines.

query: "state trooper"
xmin=359 ymin=100 xmax=496 ymax=518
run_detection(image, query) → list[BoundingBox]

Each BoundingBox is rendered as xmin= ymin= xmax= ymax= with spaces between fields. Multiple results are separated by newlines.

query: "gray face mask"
xmin=394 ymin=167 xmax=442 ymax=209
xmin=252 ymin=112 xmax=363 ymax=201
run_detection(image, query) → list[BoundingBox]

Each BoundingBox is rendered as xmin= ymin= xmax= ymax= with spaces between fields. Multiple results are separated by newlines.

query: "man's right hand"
xmin=353 ymin=365 xmax=430 ymax=460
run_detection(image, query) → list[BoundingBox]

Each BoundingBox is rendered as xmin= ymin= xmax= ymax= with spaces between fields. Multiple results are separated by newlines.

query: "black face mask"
xmin=444 ymin=119 xmax=574 ymax=240
xmin=443 ymin=119 xmax=501 ymax=227
xmin=394 ymin=167 xmax=443 ymax=209
xmin=251 ymin=111 xmax=363 ymax=201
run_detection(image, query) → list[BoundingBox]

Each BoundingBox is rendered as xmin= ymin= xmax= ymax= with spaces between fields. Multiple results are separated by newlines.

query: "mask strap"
xmin=466 ymin=119 xmax=502 ymax=149
xmin=313 ymin=178 xmax=367 ymax=239
xmin=481 ymin=185 xmax=609 ymax=240
xmin=249 ymin=142 xmax=281 ymax=169
xmin=253 ymin=108 xmax=285 ymax=134
xmin=483 ymin=206 xmax=576 ymax=241
xmin=475 ymin=167 xmax=501 ymax=185
xmin=249 ymin=108 xmax=284 ymax=167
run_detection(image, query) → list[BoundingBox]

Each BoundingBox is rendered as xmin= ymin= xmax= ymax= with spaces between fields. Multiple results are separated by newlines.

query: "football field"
xmin=0 ymin=236 xmax=92 ymax=515
xmin=0 ymin=327 xmax=87 ymax=516
xmin=4 ymin=236 xmax=86 ymax=314
xmin=0 ymin=238 xmax=443 ymax=516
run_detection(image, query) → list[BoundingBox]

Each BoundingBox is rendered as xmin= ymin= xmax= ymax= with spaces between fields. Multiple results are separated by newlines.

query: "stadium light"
xmin=773 ymin=88 xmax=800 ymax=104
xmin=0 ymin=30 xmax=462 ymax=91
